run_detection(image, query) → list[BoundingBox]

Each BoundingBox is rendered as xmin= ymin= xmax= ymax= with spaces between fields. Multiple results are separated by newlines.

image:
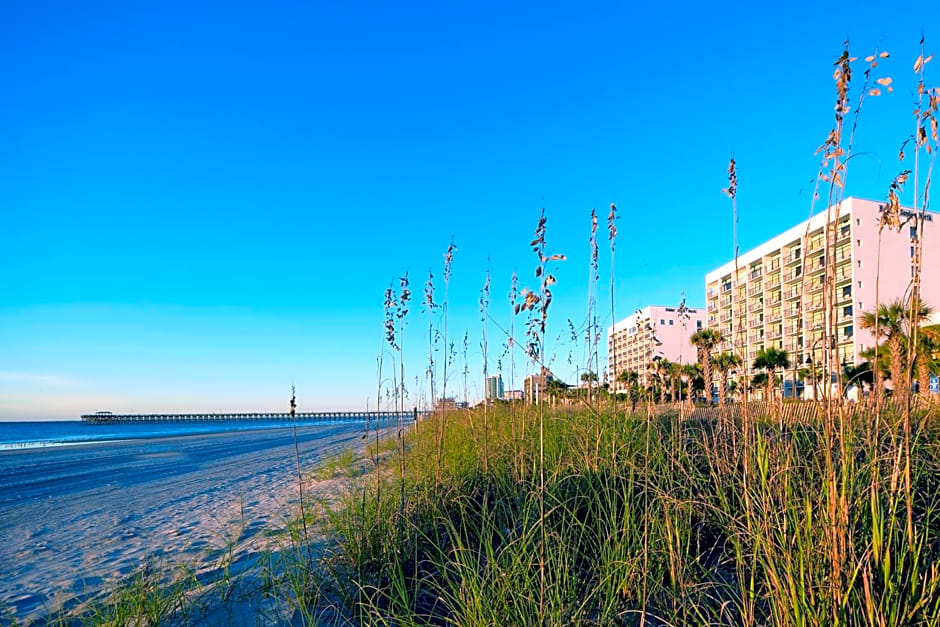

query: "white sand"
xmin=0 ymin=422 xmax=380 ymax=623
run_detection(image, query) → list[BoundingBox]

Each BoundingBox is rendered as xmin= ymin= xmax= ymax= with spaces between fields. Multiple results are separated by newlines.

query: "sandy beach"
xmin=0 ymin=422 xmax=375 ymax=623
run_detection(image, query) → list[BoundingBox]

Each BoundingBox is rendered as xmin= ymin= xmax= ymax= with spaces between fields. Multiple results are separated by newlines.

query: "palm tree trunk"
xmin=703 ymin=352 xmax=713 ymax=404
xmin=890 ymin=335 xmax=905 ymax=405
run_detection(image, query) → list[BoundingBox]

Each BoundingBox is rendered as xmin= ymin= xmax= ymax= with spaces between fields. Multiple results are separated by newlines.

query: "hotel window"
xmin=660 ymin=319 xmax=665 ymax=325
xmin=844 ymin=325 xmax=854 ymax=339
xmin=857 ymin=259 xmax=862 ymax=268
xmin=911 ymin=225 xmax=917 ymax=239
xmin=668 ymin=320 xmax=674 ymax=326
xmin=843 ymin=285 xmax=852 ymax=298
xmin=857 ymin=280 xmax=863 ymax=288
xmin=844 ymin=305 xmax=853 ymax=317
xmin=856 ymin=218 xmax=861 ymax=226
xmin=857 ymin=239 xmax=862 ymax=247
xmin=697 ymin=320 xmax=703 ymax=329
xmin=911 ymin=246 xmax=915 ymax=258
xmin=840 ymin=224 xmax=850 ymax=236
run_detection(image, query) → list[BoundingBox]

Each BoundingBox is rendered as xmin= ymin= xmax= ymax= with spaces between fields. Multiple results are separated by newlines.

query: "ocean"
xmin=0 ymin=419 xmax=369 ymax=450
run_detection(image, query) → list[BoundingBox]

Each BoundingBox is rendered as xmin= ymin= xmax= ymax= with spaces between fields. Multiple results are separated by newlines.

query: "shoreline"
xmin=0 ymin=418 xmax=403 ymax=451
xmin=0 ymin=422 xmax=378 ymax=623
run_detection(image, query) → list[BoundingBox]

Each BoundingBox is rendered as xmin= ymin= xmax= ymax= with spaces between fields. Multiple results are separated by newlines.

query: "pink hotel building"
xmin=607 ymin=305 xmax=707 ymax=392
xmin=704 ymin=197 xmax=940 ymax=387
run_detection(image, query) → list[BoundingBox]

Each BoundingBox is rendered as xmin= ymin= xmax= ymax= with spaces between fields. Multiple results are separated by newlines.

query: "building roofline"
xmin=607 ymin=303 xmax=705 ymax=335
xmin=705 ymin=196 xmax=940 ymax=283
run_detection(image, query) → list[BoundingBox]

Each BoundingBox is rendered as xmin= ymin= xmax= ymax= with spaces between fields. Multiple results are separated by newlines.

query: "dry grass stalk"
xmin=903 ymin=37 xmax=937 ymax=545
xmin=396 ymin=273 xmax=411 ymax=524
xmin=480 ymin=263 xmax=491 ymax=474
xmin=517 ymin=208 xmax=565 ymax=623
xmin=608 ymin=203 xmax=618 ymax=409
xmin=436 ymin=240 xmax=456 ymax=483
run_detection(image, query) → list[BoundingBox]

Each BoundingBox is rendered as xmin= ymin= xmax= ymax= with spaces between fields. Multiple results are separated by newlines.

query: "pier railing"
xmin=81 ymin=410 xmax=424 ymax=425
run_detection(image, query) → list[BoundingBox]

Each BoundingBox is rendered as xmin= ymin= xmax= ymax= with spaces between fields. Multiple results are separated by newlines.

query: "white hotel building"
xmin=704 ymin=197 xmax=940 ymax=391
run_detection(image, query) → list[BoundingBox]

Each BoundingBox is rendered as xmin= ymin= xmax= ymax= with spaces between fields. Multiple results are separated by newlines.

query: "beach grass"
xmin=313 ymin=449 xmax=359 ymax=481
xmin=316 ymin=400 xmax=940 ymax=625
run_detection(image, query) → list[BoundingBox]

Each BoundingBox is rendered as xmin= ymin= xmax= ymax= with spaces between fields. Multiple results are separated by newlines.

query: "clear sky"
xmin=2 ymin=0 xmax=938 ymax=419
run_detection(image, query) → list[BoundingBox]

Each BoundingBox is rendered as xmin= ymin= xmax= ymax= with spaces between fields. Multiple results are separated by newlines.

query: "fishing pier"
xmin=81 ymin=410 xmax=422 ymax=425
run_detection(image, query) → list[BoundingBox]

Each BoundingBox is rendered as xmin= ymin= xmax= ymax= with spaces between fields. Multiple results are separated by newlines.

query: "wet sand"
xmin=0 ymin=422 xmax=374 ymax=623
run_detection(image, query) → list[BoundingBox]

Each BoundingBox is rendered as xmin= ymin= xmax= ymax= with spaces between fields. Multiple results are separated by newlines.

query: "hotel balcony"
xmin=748 ymin=300 xmax=763 ymax=313
xmin=750 ymin=268 xmax=762 ymax=280
xmin=785 ymin=287 xmax=802 ymax=301
xmin=769 ymin=311 xmax=782 ymax=323
xmin=748 ymin=284 xmax=763 ymax=297
xmin=720 ymin=312 xmax=732 ymax=322
xmin=786 ymin=251 xmax=803 ymax=266
xmin=766 ymin=258 xmax=781 ymax=272
xmin=749 ymin=318 xmax=763 ymax=329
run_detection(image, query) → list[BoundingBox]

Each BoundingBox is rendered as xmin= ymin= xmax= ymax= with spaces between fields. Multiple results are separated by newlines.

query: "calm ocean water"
xmin=0 ymin=420 xmax=346 ymax=450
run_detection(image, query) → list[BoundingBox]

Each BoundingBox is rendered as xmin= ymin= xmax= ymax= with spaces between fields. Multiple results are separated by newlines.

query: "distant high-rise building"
xmin=608 ymin=304 xmax=706 ymax=393
xmin=523 ymin=367 xmax=558 ymax=404
xmin=485 ymin=375 xmax=504 ymax=401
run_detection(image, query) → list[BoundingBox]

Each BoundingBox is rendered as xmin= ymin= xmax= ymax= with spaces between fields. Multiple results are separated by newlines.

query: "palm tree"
xmin=680 ymin=363 xmax=702 ymax=402
xmin=861 ymin=298 xmax=932 ymax=400
xmin=658 ymin=358 xmax=679 ymax=402
xmin=711 ymin=351 xmax=741 ymax=406
xmin=752 ymin=347 xmax=790 ymax=401
xmin=616 ymin=369 xmax=638 ymax=394
xmin=617 ymin=370 xmax=641 ymax=411
xmin=691 ymin=328 xmax=723 ymax=404
xmin=750 ymin=372 xmax=769 ymax=395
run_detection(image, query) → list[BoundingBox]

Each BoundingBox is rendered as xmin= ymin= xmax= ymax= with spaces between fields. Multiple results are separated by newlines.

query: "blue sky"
xmin=1 ymin=0 xmax=938 ymax=419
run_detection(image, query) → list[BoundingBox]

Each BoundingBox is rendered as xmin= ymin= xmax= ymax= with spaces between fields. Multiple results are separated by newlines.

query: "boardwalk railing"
xmin=81 ymin=410 xmax=425 ymax=425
